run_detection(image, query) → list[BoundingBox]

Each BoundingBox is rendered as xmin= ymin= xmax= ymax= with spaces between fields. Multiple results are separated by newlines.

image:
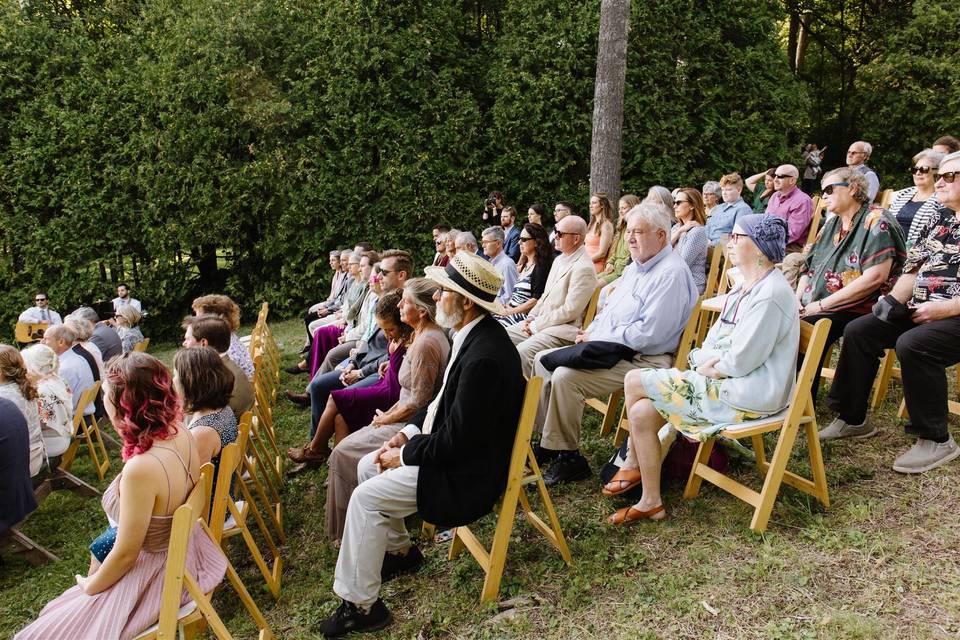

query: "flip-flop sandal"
xmin=601 ymin=469 xmax=642 ymax=496
xmin=607 ymin=504 xmax=666 ymax=525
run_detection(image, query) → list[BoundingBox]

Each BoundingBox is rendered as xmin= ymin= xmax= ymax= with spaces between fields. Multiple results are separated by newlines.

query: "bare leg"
xmin=306 ymin=397 xmax=340 ymax=454
xmin=620 ymin=369 xmax=652 ymax=470
xmin=88 ymin=554 xmax=101 ymax=575
xmin=627 ymin=383 xmax=667 ymax=516
xmin=332 ymin=415 xmax=351 ymax=444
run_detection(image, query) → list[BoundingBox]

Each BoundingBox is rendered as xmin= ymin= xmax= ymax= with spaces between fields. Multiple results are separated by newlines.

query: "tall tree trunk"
xmin=589 ymin=0 xmax=630 ymax=202
xmin=787 ymin=12 xmax=799 ymax=73
xmin=795 ymin=13 xmax=811 ymax=72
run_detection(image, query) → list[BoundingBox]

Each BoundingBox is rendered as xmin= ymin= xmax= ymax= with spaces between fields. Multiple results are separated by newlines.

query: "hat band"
xmin=445 ymin=264 xmax=497 ymax=303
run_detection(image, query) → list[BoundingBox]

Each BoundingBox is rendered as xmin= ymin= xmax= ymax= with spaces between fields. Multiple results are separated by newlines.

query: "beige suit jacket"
xmin=526 ymin=246 xmax=598 ymax=342
xmin=223 ymin=354 xmax=254 ymax=418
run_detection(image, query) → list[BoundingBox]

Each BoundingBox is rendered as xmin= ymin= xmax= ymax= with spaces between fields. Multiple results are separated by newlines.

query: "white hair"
xmin=627 ymin=201 xmax=673 ymax=235
xmin=482 ymin=226 xmax=504 ymax=243
xmin=940 ymin=150 xmax=960 ymax=168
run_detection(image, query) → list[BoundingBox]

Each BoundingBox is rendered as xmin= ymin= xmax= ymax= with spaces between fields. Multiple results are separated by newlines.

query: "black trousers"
xmin=803 ymin=310 xmax=863 ymax=401
xmin=826 ymin=313 xmax=960 ymax=441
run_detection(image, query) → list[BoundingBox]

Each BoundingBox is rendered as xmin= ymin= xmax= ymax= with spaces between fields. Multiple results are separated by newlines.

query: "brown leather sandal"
xmin=607 ymin=504 xmax=666 ymax=525
xmin=287 ymin=444 xmax=329 ymax=464
xmin=601 ymin=468 xmax=642 ymax=496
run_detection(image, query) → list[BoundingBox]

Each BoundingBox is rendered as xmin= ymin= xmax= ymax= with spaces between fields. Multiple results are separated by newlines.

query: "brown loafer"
xmin=607 ymin=504 xmax=666 ymax=525
xmin=601 ymin=469 xmax=642 ymax=496
xmin=284 ymin=390 xmax=311 ymax=408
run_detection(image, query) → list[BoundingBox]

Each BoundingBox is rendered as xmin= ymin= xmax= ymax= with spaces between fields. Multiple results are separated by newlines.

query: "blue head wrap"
xmin=736 ymin=214 xmax=788 ymax=264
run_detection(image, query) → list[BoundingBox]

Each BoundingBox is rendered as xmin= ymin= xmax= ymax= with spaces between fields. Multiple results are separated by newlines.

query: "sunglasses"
xmin=35 ymin=298 xmax=47 ymax=302
xmin=911 ymin=166 xmax=933 ymax=175
xmin=519 ymin=236 xmax=534 ymax=243
xmin=821 ymin=182 xmax=849 ymax=195
xmin=554 ymin=231 xmax=580 ymax=238
xmin=774 ymin=174 xmax=795 ymax=180
xmin=936 ymin=171 xmax=959 ymax=184
xmin=673 ymin=199 xmax=689 ymax=206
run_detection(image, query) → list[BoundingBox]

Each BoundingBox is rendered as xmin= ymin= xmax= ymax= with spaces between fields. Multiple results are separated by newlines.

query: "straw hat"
xmin=424 ymin=251 xmax=506 ymax=315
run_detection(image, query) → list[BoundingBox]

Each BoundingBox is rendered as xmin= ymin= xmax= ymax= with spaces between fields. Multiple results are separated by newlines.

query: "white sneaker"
xmin=892 ymin=437 xmax=960 ymax=474
xmin=818 ymin=417 xmax=878 ymax=441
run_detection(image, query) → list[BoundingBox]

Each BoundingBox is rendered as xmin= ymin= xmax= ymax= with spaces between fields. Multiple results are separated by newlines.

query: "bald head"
xmin=555 ymin=215 xmax=587 ymax=255
xmin=774 ymin=164 xmax=799 ymax=194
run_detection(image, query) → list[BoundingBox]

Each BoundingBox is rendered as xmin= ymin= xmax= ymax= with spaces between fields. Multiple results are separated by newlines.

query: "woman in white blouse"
xmin=21 ymin=344 xmax=74 ymax=460
xmin=0 ymin=344 xmax=43 ymax=476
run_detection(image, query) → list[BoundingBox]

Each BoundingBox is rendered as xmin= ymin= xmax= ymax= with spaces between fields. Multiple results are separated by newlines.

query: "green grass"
xmin=4 ymin=317 xmax=960 ymax=638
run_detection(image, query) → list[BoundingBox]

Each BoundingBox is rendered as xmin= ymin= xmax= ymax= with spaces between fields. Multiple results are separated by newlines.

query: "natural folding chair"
xmin=132 ymin=464 xmax=276 ymax=640
xmin=447 ymin=376 xmax=571 ymax=603
xmin=209 ymin=440 xmax=283 ymax=599
xmin=132 ymin=338 xmax=150 ymax=353
xmin=238 ymin=413 xmax=285 ymax=544
xmin=682 ymin=318 xmax=832 ymax=533
xmin=58 ymin=382 xmax=111 ymax=481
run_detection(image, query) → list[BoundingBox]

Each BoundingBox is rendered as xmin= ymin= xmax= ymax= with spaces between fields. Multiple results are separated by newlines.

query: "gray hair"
xmin=938 ymin=150 xmax=960 ymax=168
xmin=482 ymin=226 xmax=505 ymax=243
xmin=821 ymin=167 xmax=871 ymax=205
xmin=44 ymin=323 xmax=77 ymax=346
xmin=456 ymin=231 xmax=478 ymax=252
xmin=71 ymin=306 xmax=100 ymax=324
xmin=402 ymin=277 xmax=440 ymax=324
xmin=627 ymin=201 xmax=673 ymax=235
xmin=329 ymin=250 xmax=341 ymax=258
xmin=21 ymin=344 xmax=59 ymax=377
xmin=339 ymin=249 xmax=352 ymax=260
xmin=645 ymin=185 xmax=674 ymax=209
xmin=702 ymin=181 xmax=722 ymax=200
xmin=64 ymin=316 xmax=94 ymax=342
xmin=913 ymin=148 xmax=946 ymax=168
xmin=349 ymin=250 xmax=363 ymax=262
xmin=856 ymin=140 xmax=873 ymax=158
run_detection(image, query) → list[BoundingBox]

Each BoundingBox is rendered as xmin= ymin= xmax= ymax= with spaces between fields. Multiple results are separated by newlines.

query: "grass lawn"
xmin=3 ymin=317 xmax=960 ymax=639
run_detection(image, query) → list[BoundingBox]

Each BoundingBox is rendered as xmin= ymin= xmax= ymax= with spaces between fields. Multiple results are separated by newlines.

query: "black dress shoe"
xmin=319 ymin=599 xmax=392 ymax=638
xmin=543 ymin=452 xmax=592 ymax=487
xmin=283 ymin=390 xmax=311 ymax=408
xmin=532 ymin=443 xmax=560 ymax=465
xmin=285 ymin=363 xmax=309 ymax=375
xmin=381 ymin=545 xmax=424 ymax=582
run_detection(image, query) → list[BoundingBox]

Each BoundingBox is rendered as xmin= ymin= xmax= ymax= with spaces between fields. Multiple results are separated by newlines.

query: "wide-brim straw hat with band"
xmin=424 ymin=251 xmax=506 ymax=316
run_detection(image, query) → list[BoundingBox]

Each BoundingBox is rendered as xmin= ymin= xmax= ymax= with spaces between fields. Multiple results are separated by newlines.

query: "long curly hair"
xmin=0 ymin=344 xmax=38 ymax=402
xmin=191 ymin=294 xmax=241 ymax=331
xmin=104 ymin=352 xmax=182 ymax=461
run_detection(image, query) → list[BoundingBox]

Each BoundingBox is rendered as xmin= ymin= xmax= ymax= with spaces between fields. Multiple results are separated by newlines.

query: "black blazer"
xmin=402 ymin=314 xmax=525 ymax=527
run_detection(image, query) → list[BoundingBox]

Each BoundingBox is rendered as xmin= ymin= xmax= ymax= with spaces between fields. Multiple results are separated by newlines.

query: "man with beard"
xmin=318 ymin=252 xmax=525 ymax=638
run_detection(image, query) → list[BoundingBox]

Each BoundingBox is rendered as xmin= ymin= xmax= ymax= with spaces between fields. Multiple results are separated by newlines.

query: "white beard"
xmin=436 ymin=302 xmax=465 ymax=329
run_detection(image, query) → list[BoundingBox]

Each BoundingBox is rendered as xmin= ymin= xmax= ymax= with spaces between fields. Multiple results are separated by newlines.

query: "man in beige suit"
xmin=506 ymin=215 xmax=597 ymax=377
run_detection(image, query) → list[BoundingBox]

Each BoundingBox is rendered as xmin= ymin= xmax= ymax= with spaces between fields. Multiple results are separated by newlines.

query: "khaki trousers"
xmin=505 ymin=323 xmax=574 ymax=379
xmin=532 ymin=349 xmax=673 ymax=451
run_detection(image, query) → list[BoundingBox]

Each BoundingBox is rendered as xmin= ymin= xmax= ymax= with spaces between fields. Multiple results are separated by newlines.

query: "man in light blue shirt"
xmin=41 ymin=324 xmax=96 ymax=417
xmin=532 ymin=203 xmax=698 ymax=486
xmin=481 ymin=226 xmax=518 ymax=305
xmin=705 ymin=173 xmax=753 ymax=245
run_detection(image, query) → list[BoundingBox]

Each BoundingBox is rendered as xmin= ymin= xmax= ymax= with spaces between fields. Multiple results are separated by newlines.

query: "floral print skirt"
xmin=640 ymin=368 xmax=766 ymax=436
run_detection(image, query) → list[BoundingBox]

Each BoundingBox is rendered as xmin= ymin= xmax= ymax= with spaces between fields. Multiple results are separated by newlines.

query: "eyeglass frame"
xmin=821 ymin=182 xmax=849 ymax=196
xmin=774 ymin=173 xmax=796 ymax=180
xmin=911 ymin=166 xmax=934 ymax=175
xmin=553 ymin=230 xmax=581 ymax=239
xmin=936 ymin=171 xmax=959 ymax=184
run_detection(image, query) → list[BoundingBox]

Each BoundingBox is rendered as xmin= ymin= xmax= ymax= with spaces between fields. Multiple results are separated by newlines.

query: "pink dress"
xmin=15 ymin=468 xmax=228 ymax=640
xmin=585 ymin=225 xmax=607 ymax=273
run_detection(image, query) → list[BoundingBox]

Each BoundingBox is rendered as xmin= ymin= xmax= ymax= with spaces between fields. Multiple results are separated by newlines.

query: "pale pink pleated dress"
xmin=15 ymin=463 xmax=228 ymax=640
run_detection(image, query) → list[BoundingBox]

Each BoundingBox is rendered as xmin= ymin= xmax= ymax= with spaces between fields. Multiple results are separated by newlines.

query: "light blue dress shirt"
xmin=59 ymin=348 xmax=96 ymax=416
xmin=586 ymin=245 xmax=698 ymax=355
xmin=705 ymin=198 xmax=753 ymax=244
xmin=490 ymin=251 xmax=519 ymax=305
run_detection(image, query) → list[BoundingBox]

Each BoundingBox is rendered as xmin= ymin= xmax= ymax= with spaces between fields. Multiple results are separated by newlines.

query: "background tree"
xmin=589 ymin=0 xmax=630 ymax=201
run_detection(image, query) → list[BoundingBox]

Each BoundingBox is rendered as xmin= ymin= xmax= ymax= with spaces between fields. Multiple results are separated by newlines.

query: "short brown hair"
xmin=183 ymin=314 xmax=231 ymax=352
xmin=191 ymin=294 xmax=241 ymax=331
xmin=380 ymin=249 xmax=414 ymax=280
xmin=719 ymin=172 xmax=743 ymax=189
xmin=174 ymin=346 xmax=234 ymax=412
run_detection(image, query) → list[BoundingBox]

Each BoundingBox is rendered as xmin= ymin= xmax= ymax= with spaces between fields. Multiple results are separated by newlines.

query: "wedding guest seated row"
xmin=705 ymin=172 xmax=753 ymax=245
xmin=182 ymin=314 xmax=254 ymax=419
xmin=481 ymin=226 xmax=518 ymax=305
xmin=41 ymin=325 xmax=96 ymax=427
xmin=1 ymin=397 xmax=36 ymax=537
xmin=823 ymin=151 xmax=960 ymax=474
xmin=585 ymin=193 xmax=615 ymax=274
xmin=318 ymin=252 xmax=524 ymax=637
xmin=599 ymin=193 xmax=641 ymax=285
xmin=497 ymin=223 xmax=554 ymax=327
xmin=115 ymin=305 xmax=146 ymax=354
xmin=0 ymin=345 xmax=43 ymax=477
xmin=609 ymin=215 xmax=798 ymax=524
xmin=303 ymin=251 xmax=370 ymax=377
xmin=192 ymin=294 xmax=255 ymax=380
xmin=532 ymin=202 xmax=698 ymax=486
xmin=301 ymin=250 xmax=347 ymax=349
xmin=797 ymin=167 xmax=906 ymax=398
xmin=507 ymin=215 xmax=595 ymax=378
xmin=886 ymin=148 xmax=944 ymax=247
xmin=15 ymin=352 xmax=227 ymax=640
xmin=670 ymin=188 xmax=708 ymax=295
xmin=21 ymin=344 xmax=73 ymax=460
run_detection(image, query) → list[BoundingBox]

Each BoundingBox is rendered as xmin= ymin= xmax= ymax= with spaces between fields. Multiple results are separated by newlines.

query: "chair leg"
xmin=598 ymin=389 xmax=623 ymax=437
xmin=682 ymin=438 xmax=716 ymax=500
xmin=478 ymin=483 xmax=522 ymax=603
xmin=2 ymin=527 xmax=60 ymax=564
xmin=804 ymin=419 xmax=831 ymax=508
xmin=870 ymin=349 xmax=896 ymax=411
xmin=750 ymin=421 xmax=802 ymax=533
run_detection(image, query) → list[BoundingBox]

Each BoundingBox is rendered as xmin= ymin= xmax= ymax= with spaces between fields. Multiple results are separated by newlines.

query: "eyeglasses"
xmin=554 ymin=231 xmax=580 ymax=238
xmin=936 ymin=171 xmax=959 ymax=184
xmin=625 ymin=228 xmax=653 ymax=238
xmin=729 ymin=233 xmax=748 ymax=244
xmin=380 ymin=268 xmax=396 ymax=274
xmin=435 ymin=240 xmax=444 ymax=245
xmin=774 ymin=174 xmax=795 ymax=180
xmin=35 ymin=298 xmax=47 ymax=302
xmin=848 ymin=150 xmax=866 ymax=156
xmin=519 ymin=236 xmax=534 ymax=243
xmin=821 ymin=182 xmax=849 ymax=195
xmin=673 ymin=199 xmax=689 ymax=206
xmin=911 ymin=166 xmax=933 ymax=175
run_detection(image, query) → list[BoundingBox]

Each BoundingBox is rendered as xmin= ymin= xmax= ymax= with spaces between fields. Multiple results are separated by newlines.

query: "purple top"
xmin=765 ymin=186 xmax=813 ymax=245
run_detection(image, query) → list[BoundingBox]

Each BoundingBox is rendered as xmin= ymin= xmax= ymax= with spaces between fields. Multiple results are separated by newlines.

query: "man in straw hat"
xmin=319 ymin=251 xmax=525 ymax=638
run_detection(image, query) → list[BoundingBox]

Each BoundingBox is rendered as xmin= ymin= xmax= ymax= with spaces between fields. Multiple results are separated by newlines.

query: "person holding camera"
xmin=482 ymin=191 xmax=504 ymax=226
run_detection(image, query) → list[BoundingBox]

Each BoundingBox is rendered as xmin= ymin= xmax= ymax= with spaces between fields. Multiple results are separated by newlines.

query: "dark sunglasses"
xmin=673 ymin=199 xmax=689 ymax=205
xmin=774 ymin=173 xmax=795 ymax=180
xmin=821 ymin=182 xmax=849 ymax=196
xmin=554 ymin=231 xmax=580 ymax=238
xmin=35 ymin=298 xmax=47 ymax=302
xmin=910 ymin=166 xmax=933 ymax=175
xmin=936 ymin=171 xmax=959 ymax=184
xmin=519 ymin=236 xmax=534 ymax=243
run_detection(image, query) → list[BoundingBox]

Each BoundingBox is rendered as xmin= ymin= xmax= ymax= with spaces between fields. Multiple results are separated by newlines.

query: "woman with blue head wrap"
xmin=604 ymin=214 xmax=801 ymax=526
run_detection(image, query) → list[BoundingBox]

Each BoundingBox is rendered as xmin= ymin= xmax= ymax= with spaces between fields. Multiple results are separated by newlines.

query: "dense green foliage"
xmin=0 ymin=0 xmax=807 ymax=337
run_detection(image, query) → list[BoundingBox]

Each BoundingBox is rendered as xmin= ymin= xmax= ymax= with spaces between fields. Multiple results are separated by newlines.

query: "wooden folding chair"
xmin=132 ymin=338 xmax=150 ymax=352
xmin=682 ymin=318 xmax=832 ymax=533
xmin=58 ymin=382 xmax=111 ymax=481
xmin=878 ymin=188 xmax=895 ymax=209
xmin=209 ymin=440 xmax=283 ymax=599
xmin=806 ymin=199 xmax=825 ymax=247
xmin=133 ymin=465 xmax=276 ymax=640
xmin=703 ymin=244 xmax=725 ymax=299
xmin=581 ymin=284 xmax=605 ymax=330
xmin=448 ymin=376 xmax=571 ymax=603
xmin=238 ymin=413 xmax=285 ymax=544
xmin=613 ymin=297 xmax=703 ymax=446
xmin=581 ymin=283 xmax=622 ymax=436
